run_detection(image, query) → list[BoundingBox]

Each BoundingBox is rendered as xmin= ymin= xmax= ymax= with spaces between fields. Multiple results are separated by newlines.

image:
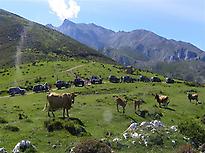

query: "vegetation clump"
xmin=178 ymin=120 xmax=205 ymax=147
xmin=71 ymin=139 xmax=112 ymax=153
xmin=44 ymin=118 xmax=88 ymax=136
xmin=0 ymin=117 xmax=8 ymax=124
xmin=4 ymin=125 xmax=20 ymax=132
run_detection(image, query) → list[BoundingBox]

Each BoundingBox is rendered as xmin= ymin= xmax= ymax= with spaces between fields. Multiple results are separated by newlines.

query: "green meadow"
xmin=0 ymin=60 xmax=205 ymax=153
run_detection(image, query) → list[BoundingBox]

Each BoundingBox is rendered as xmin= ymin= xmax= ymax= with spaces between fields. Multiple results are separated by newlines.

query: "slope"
xmin=0 ymin=9 xmax=113 ymax=68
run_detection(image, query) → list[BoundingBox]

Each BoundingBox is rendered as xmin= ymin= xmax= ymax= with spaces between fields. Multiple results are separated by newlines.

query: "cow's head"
xmin=70 ymin=92 xmax=77 ymax=104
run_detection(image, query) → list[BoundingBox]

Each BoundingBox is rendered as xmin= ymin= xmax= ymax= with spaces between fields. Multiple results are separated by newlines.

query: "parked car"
xmin=33 ymin=83 xmax=49 ymax=93
xmin=166 ymin=77 xmax=175 ymax=84
xmin=74 ymin=78 xmax=85 ymax=87
xmin=90 ymin=76 xmax=102 ymax=84
xmin=55 ymin=80 xmax=70 ymax=89
xmin=151 ymin=76 xmax=161 ymax=82
xmin=108 ymin=75 xmax=121 ymax=83
xmin=139 ymin=75 xmax=150 ymax=82
xmin=8 ymin=87 xmax=26 ymax=96
xmin=122 ymin=76 xmax=135 ymax=83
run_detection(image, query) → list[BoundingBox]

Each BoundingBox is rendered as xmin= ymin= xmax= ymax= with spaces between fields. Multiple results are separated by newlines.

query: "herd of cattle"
xmin=114 ymin=92 xmax=200 ymax=114
xmin=42 ymin=91 xmax=200 ymax=118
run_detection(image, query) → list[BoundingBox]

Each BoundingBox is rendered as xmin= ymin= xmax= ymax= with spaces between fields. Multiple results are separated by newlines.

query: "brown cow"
xmin=134 ymin=99 xmax=145 ymax=112
xmin=115 ymin=96 xmax=127 ymax=113
xmin=187 ymin=93 xmax=198 ymax=103
xmin=154 ymin=94 xmax=169 ymax=107
xmin=43 ymin=92 xmax=76 ymax=118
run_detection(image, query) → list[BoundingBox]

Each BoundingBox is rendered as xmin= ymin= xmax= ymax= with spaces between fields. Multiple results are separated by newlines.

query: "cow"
xmin=114 ymin=96 xmax=127 ymax=113
xmin=154 ymin=94 xmax=169 ymax=107
xmin=134 ymin=99 xmax=145 ymax=112
xmin=187 ymin=93 xmax=198 ymax=104
xmin=43 ymin=92 xmax=77 ymax=118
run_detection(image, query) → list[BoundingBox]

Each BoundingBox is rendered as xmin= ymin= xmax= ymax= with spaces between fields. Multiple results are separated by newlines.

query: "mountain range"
xmin=0 ymin=9 xmax=112 ymax=68
xmin=47 ymin=19 xmax=205 ymax=83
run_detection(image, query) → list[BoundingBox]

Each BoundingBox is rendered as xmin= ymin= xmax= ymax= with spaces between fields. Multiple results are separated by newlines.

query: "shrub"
xmin=71 ymin=139 xmax=112 ymax=153
xmin=4 ymin=125 xmax=20 ymax=132
xmin=0 ymin=117 xmax=8 ymax=124
xmin=178 ymin=120 xmax=205 ymax=147
xmin=201 ymin=115 xmax=205 ymax=124
xmin=44 ymin=120 xmax=63 ymax=132
xmin=177 ymin=144 xmax=196 ymax=153
xmin=149 ymin=134 xmax=164 ymax=146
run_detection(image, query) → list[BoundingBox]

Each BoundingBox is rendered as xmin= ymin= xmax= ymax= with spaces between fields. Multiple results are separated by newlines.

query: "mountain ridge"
xmin=47 ymin=20 xmax=205 ymax=83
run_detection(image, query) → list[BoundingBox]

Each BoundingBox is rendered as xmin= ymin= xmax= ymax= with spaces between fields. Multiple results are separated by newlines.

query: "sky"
xmin=1 ymin=0 xmax=205 ymax=50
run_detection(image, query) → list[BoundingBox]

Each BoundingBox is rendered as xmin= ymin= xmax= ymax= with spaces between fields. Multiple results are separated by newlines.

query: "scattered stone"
xmin=0 ymin=148 xmax=7 ymax=153
xmin=12 ymin=140 xmax=37 ymax=153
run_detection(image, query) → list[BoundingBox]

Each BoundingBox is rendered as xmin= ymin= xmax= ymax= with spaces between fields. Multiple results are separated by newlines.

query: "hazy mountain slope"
xmin=0 ymin=9 xmax=113 ymax=68
xmin=48 ymin=20 xmax=205 ymax=83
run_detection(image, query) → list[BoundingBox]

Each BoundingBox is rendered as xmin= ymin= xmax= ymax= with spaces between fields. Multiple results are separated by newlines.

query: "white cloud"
xmin=48 ymin=0 xmax=80 ymax=20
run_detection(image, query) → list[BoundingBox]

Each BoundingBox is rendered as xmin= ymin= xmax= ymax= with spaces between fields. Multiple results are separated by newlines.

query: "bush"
xmin=201 ymin=115 xmax=205 ymax=124
xmin=44 ymin=118 xmax=88 ymax=136
xmin=0 ymin=117 xmax=8 ymax=124
xmin=177 ymin=144 xmax=196 ymax=153
xmin=149 ymin=134 xmax=164 ymax=146
xmin=4 ymin=125 xmax=20 ymax=132
xmin=44 ymin=120 xmax=63 ymax=132
xmin=71 ymin=139 xmax=112 ymax=153
xmin=178 ymin=120 xmax=205 ymax=147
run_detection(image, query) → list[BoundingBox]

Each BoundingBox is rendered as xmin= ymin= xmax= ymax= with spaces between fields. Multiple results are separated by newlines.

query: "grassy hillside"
xmin=0 ymin=60 xmax=205 ymax=153
xmin=0 ymin=9 xmax=113 ymax=68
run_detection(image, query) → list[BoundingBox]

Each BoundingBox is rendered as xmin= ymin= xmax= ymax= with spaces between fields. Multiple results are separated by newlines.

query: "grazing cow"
xmin=154 ymin=94 xmax=169 ymax=107
xmin=114 ymin=96 xmax=127 ymax=113
xmin=187 ymin=93 xmax=198 ymax=103
xmin=134 ymin=99 xmax=145 ymax=112
xmin=43 ymin=92 xmax=76 ymax=118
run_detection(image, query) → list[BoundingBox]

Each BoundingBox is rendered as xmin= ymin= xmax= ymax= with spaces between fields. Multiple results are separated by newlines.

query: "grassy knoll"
xmin=0 ymin=61 xmax=205 ymax=153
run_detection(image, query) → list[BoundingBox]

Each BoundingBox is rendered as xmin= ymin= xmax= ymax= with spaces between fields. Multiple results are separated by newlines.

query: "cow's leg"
xmin=63 ymin=108 xmax=65 ymax=118
xmin=123 ymin=107 xmax=125 ymax=113
xmin=48 ymin=111 xmax=50 ymax=117
xmin=117 ymin=104 xmax=119 ymax=112
xmin=51 ymin=110 xmax=55 ymax=117
xmin=138 ymin=104 xmax=140 ymax=111
xmin=66 ymin=109 xmax=69 ymax=118
xmin=134 ymin=103 xmax=136 ymax=113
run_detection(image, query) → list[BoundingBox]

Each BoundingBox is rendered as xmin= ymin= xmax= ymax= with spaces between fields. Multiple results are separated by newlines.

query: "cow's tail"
xmin=42 ymin=102 xmax=48 ymax=111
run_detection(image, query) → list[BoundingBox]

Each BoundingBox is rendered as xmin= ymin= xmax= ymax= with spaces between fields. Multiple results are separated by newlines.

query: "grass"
xmin=0 ymin=60 xmax=205 ymax=153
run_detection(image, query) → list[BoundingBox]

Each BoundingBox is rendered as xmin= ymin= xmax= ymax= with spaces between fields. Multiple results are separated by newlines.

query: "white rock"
xmin=125 ymin=123 xmax=138 ymax=132
xmin=140 ymin=121 xmax=150 ymax=127
xmin=0 ymin=148 xmax=7 ymax=153
xmin=151 ymin=120 xmax=164 ymax=127
xmin=131 ymin=132 xmax=140 ymax=139
xmin=170 ymin=126 xmax=177 ymax=132
xmin=123 ymin=132 xmax=129 ymax=139
xmin=113 ymin=138 xmax=121 ymax=142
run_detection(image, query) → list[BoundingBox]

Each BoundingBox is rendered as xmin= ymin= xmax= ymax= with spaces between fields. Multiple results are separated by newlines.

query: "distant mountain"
xmin=0 ymin=9 xmax=113 ymax=68
xmin=48 ymin=20 xmax=205 ymax=83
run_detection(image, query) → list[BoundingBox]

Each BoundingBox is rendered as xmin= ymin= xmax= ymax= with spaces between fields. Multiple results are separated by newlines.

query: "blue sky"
xmin=1 ymin=0 xmax=205 ymax=50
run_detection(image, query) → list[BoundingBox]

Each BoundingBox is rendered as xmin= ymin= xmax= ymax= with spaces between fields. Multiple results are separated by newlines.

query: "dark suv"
xmin=139 ymin=75 xmax=150 ymax=82
xmin=90 ymin=76 xmax=102 ymax=84
xmin=108 ymin=75 xmax=121 ymax=83
xmin=122 ymin=76 xmax=136 ymax=83
xmin=74 ymin=78 xmax=85 ymax=87
xmin=55 ymin=80 xmax=70 ymax=89
xmin=8 ymin=87 xmax=26 ymax=96
xmin=151 ymin=76 xmax=161 ymax=82
xmin=166 ymin=77 xmax=174 ymax=84
xmin=33 ymin=83 xmax=49 ymax=93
